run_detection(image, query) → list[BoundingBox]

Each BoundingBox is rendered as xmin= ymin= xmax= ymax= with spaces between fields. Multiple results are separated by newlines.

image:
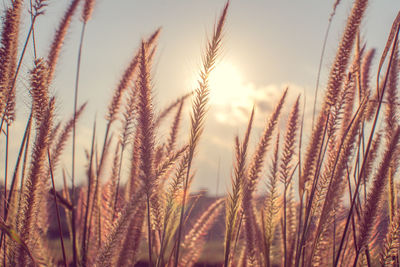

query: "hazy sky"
xmin=4 ymin=0 xmax=400 ymax=194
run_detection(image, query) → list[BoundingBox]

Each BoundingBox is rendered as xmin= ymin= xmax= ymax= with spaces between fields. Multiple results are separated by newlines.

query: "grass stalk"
xmin=334 ymin=18 xmax=400 ymax=266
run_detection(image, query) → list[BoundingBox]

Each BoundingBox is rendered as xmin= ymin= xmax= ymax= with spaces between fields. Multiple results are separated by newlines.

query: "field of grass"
xmin=0 ymin=0 xmax=399 ymax=266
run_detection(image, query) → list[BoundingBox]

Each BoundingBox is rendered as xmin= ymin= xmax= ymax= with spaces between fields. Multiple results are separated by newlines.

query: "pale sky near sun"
xmin=2 ymin=0 xmax=400 ymax=194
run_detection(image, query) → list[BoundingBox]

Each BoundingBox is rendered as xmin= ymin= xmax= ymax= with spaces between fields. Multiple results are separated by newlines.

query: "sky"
xmin=2 ymin=0 xmax=400 ymax=194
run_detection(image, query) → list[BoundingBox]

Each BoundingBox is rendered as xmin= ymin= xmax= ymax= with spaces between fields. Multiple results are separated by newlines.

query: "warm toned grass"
xmin=0 ymin=0 xmax=399 ymax=267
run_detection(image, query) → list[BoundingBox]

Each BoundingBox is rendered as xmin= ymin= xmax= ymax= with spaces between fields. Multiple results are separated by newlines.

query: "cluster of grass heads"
xmin=0 ymin=0 xmax=399 ymax=266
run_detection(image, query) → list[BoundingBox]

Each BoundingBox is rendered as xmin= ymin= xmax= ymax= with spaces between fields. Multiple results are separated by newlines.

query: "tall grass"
xmin=0 ymin=0 xmax=399 ymax=266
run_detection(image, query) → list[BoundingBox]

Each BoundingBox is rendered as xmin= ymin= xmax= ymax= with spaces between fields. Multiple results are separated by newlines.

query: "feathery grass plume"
xmin=106 ymin=28 xmax=160 ymax=124
xmin=362 ymin=49 xmax=376 ymax=120
xmin=280 ymin=96 xmax=300 ymax=267
xmin=120 ymin=85 xmax=138 ymax=149
xmin=385 ymin=43 xmax=399 ymax=140
xmin=50 ymin=103 xmax=87 ymax=169
xmin=99 ymin=182 xmax=118 ymax=246
xmin=298 ymin=110 xmax=326 ymax=197
xmin=357 ymin=127 xmax=400 ymax=257
xmin=377 ymin=12 xmax=400 ymax=98
xmin=49 ymin=121 xmax=62 ymax=147
xmin=136 ymin=41 xmax=157 ymax=265
xmin=156 ymin=145 xmax=187 ymax=188
xmin=88 ymin=134 xmax=113 ymax=248
xmin=116 ymin=84 xmax=138 ymax=206
xmin=157 ymin=153 xmax=188 ymax=267
xmin=115 ymin=82 xmax=139 ymax=204
xmin=116 ymin=201 xmax=146 ymax=267
xmin=280 ymin=97 xmax=300 ymax=186
xmin=82 ymin=0 xmax=95 ymax=23
xmin=388 ymin=167 xmax=397 ymax=223
xmin=335 ymin=14 xmax=400 ymax=266
xmin=297 ymin=1 xmax=369 ymax=262
xmin=362 ymin=132 xmax=381 ymax=185
xmin=2 ymin=0 xmax=23 ymax=125
xmin=95 ymin=191 xmax=144 ymax=266
xmin=385 ymin=55 xmax=398 ymax=218
xmin=324 ymin=69 xmax=349 ymax=143
xmin=166 ymin=98 xmax=184 ymax=152
xmin=286 ymin=184 xmax=298 ymax=266
xmin=30 ymin=58 xmax=50 ymax=125
xmin=0 ymin=0 xmax=22 ymax=119
xmin=47 ymin=0 xmax=81 ymax=82
xmin=246 ymin=89 xmax=287 ymax=199
xmin=154 ymin=145 xmax=165 ymax=168
xmin=154 ymin=92 xmax=192 ymax=128
xmin=361 ymin=49 xmax=375 ymax=98
xmin=99 ymin=31 xmax=160 ymax=214
xmin=311 ymin=0 xmax=342 ymax=128
xmin=310 ymin=76 xmax=354 ymax=218
xmin=13 ymin=98 xmax=54 ymax=266
xmin=299 ymin=0 xmax=368 ymax=197
xmin=325 ymin=0 xmax=368 ymax=107
xmin=381 ymin=212 xmax=400 ymax=266
xmin=242 ymin=89 xmax=287 ymax=265
xmin=107 ymin=143 xmax=121 ymax=220
xmin=151 ymin=147 xmax=188 ymax=238
xmin=32 ymin=0 xmax=48 ymax=16
xmin=263 ymin=132 xmax=280 ymax=267
xmin=125 ymin=128 xmax=140 ymax=202
xmin=338 ymin=73 xmax=356 ymax=132
xmin=224 ymin=107 xmax=254 ymax=267
xmin=180 ymin=199 xmax=224 ymax=267
xmin=174 ymin=2 xmax=229 ymax=265
xmin=340 ymin=45 xmax=365 ymax=134
xmin=308 ymin=99 xmax=368 ymax=265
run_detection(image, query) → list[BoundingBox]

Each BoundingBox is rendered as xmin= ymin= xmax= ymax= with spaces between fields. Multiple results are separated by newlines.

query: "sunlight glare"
xmin=209 ymin=61 xmax=248 ymax=106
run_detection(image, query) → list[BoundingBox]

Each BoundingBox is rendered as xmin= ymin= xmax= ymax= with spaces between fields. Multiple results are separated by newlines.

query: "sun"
xmin=208 ymin=61 xmax=247 ymax=106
